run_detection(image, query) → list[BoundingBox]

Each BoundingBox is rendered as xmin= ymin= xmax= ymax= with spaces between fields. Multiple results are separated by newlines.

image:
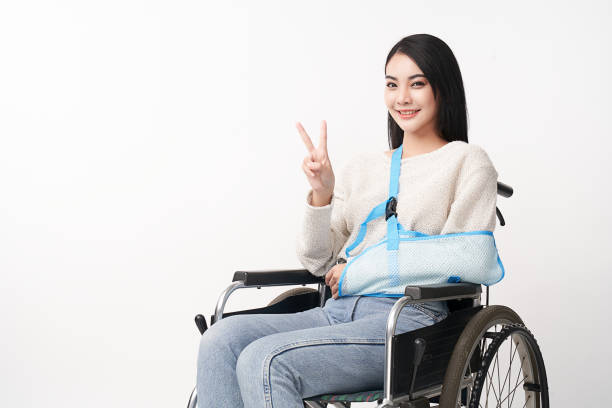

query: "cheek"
xmin=383 ymin=93 xmax=394 ymax=108
xmin=423 ymin=102 xmax=437 ymax=118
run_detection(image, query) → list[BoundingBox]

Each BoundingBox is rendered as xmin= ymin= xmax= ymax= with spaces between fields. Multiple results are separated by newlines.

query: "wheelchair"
xmin=187 ymin=181 xmax=549 ymax=408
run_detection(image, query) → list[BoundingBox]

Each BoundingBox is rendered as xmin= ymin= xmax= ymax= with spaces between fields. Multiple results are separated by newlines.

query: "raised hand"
xmin=297 ymin=120 xmax=335 ymax=197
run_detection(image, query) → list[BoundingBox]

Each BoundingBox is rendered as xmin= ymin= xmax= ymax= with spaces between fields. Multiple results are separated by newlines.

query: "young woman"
xmin=196 ymin=33 xmax=498 ymax=407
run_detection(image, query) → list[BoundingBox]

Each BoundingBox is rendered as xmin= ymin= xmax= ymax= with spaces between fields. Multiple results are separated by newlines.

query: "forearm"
xmin=296 ymin=189 xmax=348 ymax=276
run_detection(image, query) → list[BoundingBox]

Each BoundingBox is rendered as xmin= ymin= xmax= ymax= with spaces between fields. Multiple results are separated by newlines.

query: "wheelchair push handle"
xmin=195 ymin=314 xmax=208 ymax=335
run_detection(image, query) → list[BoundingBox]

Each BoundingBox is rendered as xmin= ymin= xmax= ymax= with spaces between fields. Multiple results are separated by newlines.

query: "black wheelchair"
xmin=187 ymin=181 xmax=549 ymax=408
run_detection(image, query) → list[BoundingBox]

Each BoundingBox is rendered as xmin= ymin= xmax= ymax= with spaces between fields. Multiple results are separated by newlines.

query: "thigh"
xmin=200 ymin=306 xmax=332 ymax=357
xmin=235 ymin=304 xmax=438 ymax=400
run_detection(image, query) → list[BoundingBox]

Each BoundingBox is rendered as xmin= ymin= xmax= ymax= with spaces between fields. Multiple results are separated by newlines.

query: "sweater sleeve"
xmin=295 ymin=169 xmax=351 ymax=277
xmin=440 ymin=165 xmax=499 ymax=234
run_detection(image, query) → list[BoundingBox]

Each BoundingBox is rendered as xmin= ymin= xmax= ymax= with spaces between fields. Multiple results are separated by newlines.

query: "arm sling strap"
xmin=337 ymin=144 xmax=505 ymax=298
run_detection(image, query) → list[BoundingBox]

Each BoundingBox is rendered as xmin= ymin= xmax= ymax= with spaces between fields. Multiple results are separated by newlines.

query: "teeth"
xmin=400 ymin=110 xmax=418 ymax=114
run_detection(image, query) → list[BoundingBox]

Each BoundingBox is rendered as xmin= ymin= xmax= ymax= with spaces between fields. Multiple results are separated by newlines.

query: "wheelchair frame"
xmin=187 ymin=182 xmax=549 ymax=408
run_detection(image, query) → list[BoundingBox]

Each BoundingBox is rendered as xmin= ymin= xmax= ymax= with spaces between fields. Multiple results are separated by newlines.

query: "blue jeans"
xmin=196 ymin=295 xmax=448 ymax=408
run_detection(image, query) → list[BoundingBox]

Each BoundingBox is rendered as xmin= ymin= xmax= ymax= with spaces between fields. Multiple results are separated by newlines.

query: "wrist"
xmin=311 ymin=190 xmax=333 ymax=207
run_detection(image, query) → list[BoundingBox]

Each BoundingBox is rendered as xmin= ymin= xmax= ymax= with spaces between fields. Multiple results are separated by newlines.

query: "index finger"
xmin=296 ymin=122 xmax=315 ymax=152
xmin=319 ymin=120 xmax=328 ymax=154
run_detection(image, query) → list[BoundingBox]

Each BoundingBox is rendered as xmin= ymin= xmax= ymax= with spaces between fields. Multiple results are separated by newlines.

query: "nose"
xmin=397 ymin=85 xmax=412 ymax=105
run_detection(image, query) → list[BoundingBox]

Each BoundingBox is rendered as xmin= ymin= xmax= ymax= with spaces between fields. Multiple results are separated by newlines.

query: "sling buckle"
xmin=385 ymin=196 xmax=398 ymax=221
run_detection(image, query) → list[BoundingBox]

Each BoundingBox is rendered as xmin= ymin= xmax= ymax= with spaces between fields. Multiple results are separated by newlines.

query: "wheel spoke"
xmin=508 ymin=337 xmax=512 ymax=408
xmin=495 ymin=329 xmax=501 ymax=405
xmin=508 ymin=356 xmax=526 ymax=408
xmin=486 ymin=354 xmax=500 ymax=403
xmin=495 ymin=376 xmax=526 ymax=407
xmin=498 ymin=339 xmax=518 ymax=405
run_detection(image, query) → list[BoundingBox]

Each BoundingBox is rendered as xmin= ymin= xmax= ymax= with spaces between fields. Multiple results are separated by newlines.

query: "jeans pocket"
xmin=409 ymin=303 xmax=447 ymax=324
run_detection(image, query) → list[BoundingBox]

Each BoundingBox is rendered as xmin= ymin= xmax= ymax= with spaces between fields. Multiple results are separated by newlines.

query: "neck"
xmin=400 ymin=131 xmax=448 ymax=159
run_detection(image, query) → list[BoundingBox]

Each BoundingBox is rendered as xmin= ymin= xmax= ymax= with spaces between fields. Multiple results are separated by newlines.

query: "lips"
xmin=398 ymin=109 xmax=420 ymax=118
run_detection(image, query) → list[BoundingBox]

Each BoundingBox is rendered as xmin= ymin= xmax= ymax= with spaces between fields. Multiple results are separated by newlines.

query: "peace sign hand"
xmin=297 ymin=120 xmax=335 ymax=196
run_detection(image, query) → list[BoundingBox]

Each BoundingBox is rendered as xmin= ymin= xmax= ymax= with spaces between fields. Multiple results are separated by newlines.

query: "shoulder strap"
xmin=345 ymin=145 xmax=404 ymax=257
xmin=386 ymin=144 xmax=402 ymax=251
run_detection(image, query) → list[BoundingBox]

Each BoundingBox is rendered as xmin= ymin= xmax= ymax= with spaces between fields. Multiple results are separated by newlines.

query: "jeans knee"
xmin=235 ymin=340 xmax=265 ymax=386
xmin=197 ymin=316 xmax=244 ymax=370
xmin=236 ymin=339 xmax=299 ymax=395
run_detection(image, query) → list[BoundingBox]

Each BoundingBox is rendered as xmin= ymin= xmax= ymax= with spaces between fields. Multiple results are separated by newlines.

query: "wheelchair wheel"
xmin=469 ymin=323 xmax=548 ymax=408
xmin=438 ymin=305 xmax=523 ymax=407
xmin=267 ymin=286 xmax=319 ymax=306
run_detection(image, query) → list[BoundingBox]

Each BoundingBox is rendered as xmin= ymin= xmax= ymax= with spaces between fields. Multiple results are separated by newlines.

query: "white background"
xmin=1 ymin=0 xmax=610 ymax=407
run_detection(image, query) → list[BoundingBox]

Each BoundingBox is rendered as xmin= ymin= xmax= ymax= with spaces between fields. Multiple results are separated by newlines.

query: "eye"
xmin=385 ymin=81 xmax=426 ymax=89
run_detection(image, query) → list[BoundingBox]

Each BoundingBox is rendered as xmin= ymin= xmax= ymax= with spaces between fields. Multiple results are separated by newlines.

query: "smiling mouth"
xmin=397 ymin=109 xmax=420 ymax=118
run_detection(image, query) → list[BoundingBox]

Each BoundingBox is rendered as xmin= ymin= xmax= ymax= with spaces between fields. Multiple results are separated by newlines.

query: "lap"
xmin=238 ymin=299 xmax=439 ymax=361
xmin=235 ymin=300 xmax=442 ymax=396
xmin=205 ymin=295 xmax=445 ymax=355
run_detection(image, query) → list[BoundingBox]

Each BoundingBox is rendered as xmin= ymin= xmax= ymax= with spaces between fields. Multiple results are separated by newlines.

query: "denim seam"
xmin=262 ymin=338 xmax=386 ymax=408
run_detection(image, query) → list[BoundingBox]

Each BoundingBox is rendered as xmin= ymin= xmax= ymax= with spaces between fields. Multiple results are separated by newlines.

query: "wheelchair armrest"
xmin=404 ymin=282 xmax=481 ymax=300
xmin=232 ymin=268 xmax=325 ymax=287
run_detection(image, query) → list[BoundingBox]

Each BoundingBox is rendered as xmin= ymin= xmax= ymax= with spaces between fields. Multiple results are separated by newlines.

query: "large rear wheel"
xmin=438 ymin=305 xmax=523 ymax=407
xmin=469 ymin=323 xmax=549 ymax=408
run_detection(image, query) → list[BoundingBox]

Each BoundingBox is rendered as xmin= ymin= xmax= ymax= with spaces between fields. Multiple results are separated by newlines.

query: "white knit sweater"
xmin=295 ymin=140 xmax=499 ymax=278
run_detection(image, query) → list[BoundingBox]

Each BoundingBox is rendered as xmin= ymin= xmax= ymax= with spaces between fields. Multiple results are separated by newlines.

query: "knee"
xmin=235 ymin=338 xmax=295 ymax=390
xmin=236 ymin=338 xmax=284 ymax=386
xmin=197 ymin=315 xmax=245 ymax=368
xmin=235 ymin=340 xmax=265 ymax=385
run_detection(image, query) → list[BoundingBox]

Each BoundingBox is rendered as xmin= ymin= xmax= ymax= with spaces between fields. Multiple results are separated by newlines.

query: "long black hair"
xmin=385 ymin=34 xmax=469 ymax=149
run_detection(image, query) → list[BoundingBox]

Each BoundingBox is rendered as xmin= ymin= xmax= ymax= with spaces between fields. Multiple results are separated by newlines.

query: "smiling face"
xmin=384 ymin=52 xmax=440 ymax=139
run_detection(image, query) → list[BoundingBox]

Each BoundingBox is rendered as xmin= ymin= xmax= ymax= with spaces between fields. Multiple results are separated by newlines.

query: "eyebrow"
xmin=385 ymin=74 xmax=426 ymax=81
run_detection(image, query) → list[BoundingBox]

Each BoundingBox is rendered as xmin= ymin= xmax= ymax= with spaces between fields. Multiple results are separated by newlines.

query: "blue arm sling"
xmin=337 ymin=144 xmax=505 ymax=298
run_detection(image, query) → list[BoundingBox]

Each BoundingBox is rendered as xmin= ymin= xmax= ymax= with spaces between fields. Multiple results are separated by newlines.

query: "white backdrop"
xmin=1 ymin=1 xmax=610 ymax=407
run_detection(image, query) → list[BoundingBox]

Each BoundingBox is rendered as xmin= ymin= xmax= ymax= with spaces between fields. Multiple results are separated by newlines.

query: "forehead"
xmin=385 ymin=53 xmax=423 ymax=78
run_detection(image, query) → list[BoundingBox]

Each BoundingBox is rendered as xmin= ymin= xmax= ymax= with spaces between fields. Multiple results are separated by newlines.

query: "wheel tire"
xmin=438 ymin=305 xmax=523 ymax=408
xmin=267 ymin=287 xmax=320 ymax=306
xmin=469 ymin=323 xmax=548 ymax=408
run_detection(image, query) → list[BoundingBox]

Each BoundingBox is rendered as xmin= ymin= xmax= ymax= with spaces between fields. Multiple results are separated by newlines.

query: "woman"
xmin=196 ymin=33 xmax=498 ymax=407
